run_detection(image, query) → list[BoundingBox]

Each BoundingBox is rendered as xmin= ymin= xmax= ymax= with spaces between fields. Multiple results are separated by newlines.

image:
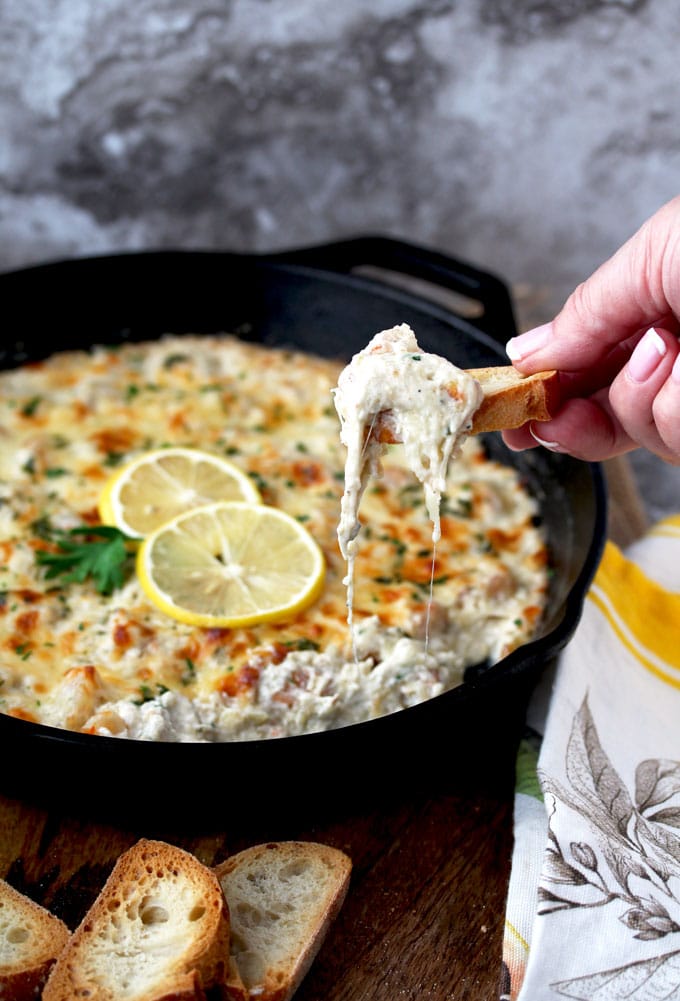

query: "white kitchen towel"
xmin=501 ymin=515 xmax=680 ymax=1001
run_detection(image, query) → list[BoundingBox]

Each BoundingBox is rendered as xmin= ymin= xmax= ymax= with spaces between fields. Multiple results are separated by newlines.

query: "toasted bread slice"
xmin=42 ymin=839 xmax=231 ymax=1001
xmin=0 ymin=878 xmax=70 ymax=1001
xmin=466 ymin=366 xmax=559 ymax=433
xmin=214 ymin=841 xmax=351 ymax=1001
xmin=371 ymin=366 xmax=559 ymax=444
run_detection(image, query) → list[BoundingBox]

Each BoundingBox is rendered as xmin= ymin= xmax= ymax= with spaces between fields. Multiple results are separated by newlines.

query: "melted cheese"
xmin=0 ymin=333 xmax=548 ymax=741
xmin=332 ymin=324 xmax=483 ymax=629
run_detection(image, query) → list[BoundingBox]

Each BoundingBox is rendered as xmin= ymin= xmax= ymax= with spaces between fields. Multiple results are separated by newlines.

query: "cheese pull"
xmin=372 ymin=367 xmax=559 ymax=443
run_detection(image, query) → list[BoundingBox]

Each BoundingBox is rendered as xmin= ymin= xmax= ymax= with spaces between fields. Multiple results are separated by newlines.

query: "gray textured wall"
xmin=2 ymin=0 xmax=679 ymax=516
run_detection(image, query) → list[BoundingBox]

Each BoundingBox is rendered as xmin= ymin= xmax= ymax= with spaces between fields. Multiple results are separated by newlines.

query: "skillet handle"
xmin=270 ymin=235 xmax=518 ymax=343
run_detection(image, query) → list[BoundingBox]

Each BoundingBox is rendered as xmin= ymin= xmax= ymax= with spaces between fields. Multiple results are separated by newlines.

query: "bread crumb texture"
xmin=216 ymin=841 xmax=351 ymax=994
xmin=1 ymin=878 xmax=70 ymax=1000
xmin=42 ymin=839 xmax=230 ymax=1001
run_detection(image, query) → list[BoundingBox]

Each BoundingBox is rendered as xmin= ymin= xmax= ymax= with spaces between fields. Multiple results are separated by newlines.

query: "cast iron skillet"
xmin=0 ymin=237 xmax=607 ymax=820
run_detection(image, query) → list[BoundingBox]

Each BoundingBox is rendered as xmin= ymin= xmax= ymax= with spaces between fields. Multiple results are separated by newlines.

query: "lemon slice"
xmin=136 ymin=501 xmax=326 ymax=628
xmin=98 ymin=447 xmax=261 ymax=538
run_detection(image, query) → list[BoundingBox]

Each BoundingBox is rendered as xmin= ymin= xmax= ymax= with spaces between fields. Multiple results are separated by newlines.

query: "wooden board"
xmin=0 ymin=752 xmax=519 ymax=1001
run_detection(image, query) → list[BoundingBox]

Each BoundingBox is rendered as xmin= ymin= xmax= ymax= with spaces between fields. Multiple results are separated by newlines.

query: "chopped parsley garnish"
xmin=30 ymin=516 xmax=54 ymax=541
xmin=283 ymin=638 xmax=321 ymax=652
xmin=134 ymin=683 xmax=170 ymax=705
xmin=181 ymin=658 xmax=197 ymax=685
xmin=475 ymin=533 xmax=494 ymax=554
xmin=247 ymin=471 xmax=269 ymax=493
xmin=35 ymin=524 xmax=135 ymax=595
xmin=397 ymin=483 xmax=423 ymax=508
xmin=21 ymin=396 xmax=42 ymax=417
xmin=381 ymin=534 xmax=407 ymax=558
xmin=455 ymin=497 xmax=473 ymax=517
xmin=413 ymin=575 xmax=450 ymax=590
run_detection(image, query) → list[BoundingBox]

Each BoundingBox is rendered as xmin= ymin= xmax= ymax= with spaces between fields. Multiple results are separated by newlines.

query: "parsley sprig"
xmin=35 ymin=525 xmax=135 ymax=595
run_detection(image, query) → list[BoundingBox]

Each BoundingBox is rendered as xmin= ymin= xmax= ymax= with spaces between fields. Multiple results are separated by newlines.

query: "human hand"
xmin=502 ymin=195 xmax=680 ymax=465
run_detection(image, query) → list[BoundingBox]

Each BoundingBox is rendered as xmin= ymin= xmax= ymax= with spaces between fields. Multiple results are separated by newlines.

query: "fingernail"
xmin=530 ymin=425 xmax=564 ymax=452
xmin=628 ymin=327 xmax=666 ymax=383
xmin=672 ymin=353 xmax=680 ymax=385
xmin=506 ymin=322 xmax=552 ymax=362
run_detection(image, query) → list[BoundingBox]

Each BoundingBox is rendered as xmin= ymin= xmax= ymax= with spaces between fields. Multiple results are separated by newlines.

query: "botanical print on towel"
xmin=540 ymin=695 xmax=680 ymax=999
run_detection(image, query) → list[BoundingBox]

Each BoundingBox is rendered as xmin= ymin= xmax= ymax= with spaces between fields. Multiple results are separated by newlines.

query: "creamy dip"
xmin=332 ymin=325 xmax=484 ymax=627
xmin=0 ymin=333 xmax=548 ymax=741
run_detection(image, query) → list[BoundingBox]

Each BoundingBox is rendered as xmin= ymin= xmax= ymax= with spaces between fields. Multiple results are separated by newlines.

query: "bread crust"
xmin=466 ymin=366 xmax=560 ymax=433
xmin=42 ymin=839 xmax=231 ymax=1001
xmin=5 ymin=839 xmax=352 ymax=1001
xmin=214 ymin=841 xmax=351 ymax=1001
xmin=0 ymin=878 xmax=70 ymax=1001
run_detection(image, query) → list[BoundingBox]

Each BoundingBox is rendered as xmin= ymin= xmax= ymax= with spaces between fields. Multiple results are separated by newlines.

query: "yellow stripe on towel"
xmin=587 ymin=541 xmax=680 ymax=685
xmin=505 ymin=918 xmax=531 ymax=955
xmin=647 ymin=514 xmax=680 ymax=539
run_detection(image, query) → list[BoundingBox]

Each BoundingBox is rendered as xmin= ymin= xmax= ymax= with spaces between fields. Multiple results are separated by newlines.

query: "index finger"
xmin=506 ymin=197 xmax=680 ymax=374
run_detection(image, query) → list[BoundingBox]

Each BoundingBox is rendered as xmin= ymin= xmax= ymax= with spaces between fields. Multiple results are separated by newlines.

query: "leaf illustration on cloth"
xmin=540 ymin=698 xmax=659 ymax=903
xmin=552 ymin=949 xmax=680 ymax=999
xmin=536 ymin=696 xmax=680 ymax=997
xmin=637 ymin=760 xmax=680 ymax=829
xmin=564 ymin=697 xmax=635 ymax=840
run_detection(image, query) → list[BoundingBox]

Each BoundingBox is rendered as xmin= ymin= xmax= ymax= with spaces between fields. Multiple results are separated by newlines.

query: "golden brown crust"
xmin=0 ymin=878 xmax=70 ymax=1001
xmin=42 ymin=839 xmax=231 ymax=1001
xmin=466 ymin=366 xmax=560 ymax=433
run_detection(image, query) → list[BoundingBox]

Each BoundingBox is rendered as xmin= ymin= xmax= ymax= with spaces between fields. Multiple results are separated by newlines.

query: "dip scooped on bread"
xmin=332 ymin=324 xmax=557 ymax=633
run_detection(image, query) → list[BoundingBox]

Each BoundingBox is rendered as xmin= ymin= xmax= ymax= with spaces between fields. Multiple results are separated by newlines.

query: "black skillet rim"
xmin=0 ymin=240 xmax=607 ymax=770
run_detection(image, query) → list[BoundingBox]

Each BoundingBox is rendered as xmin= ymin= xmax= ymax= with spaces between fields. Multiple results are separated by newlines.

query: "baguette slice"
xmin=42 ymin=838 xmax=231 ymax=1001
xmin=466 ymin=366 xmax=560 ymax=433
xmin=0 ymin=878 xmax=70 ymax=1001
xmin=371 ymin=366 xmax=559 ymax=444
xmin=214 ymin=841 xmax=352 ymax=1001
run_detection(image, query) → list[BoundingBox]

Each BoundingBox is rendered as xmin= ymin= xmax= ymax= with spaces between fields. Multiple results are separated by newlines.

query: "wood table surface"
xmin=0 ymin=456 xmax=647 ymax=1001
